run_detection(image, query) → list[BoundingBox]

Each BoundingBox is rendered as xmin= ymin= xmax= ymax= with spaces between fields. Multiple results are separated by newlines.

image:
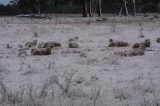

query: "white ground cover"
xmin=0 ymin=17 xmax=160 ymax=106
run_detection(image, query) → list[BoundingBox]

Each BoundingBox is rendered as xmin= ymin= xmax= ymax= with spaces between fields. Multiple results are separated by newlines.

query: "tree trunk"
xmin=97 ymin=0 xmax=102 ymax=17
xmin=89 ymin=0 xmax=92 ymax=17
xmin=132 ymin=0 xmax=136 ymax=16
xmin=37 ymin=0 xmax=40 ymax=14
xmin=158 ymin=2 xmax=160 ymax=13
xmin=118 ymin=5 xmax=123 ymax=16
xmin=93 ymin=0 xmax=97 ymax=16
xmin=124 ymin=0 xmax=128 ymax=16
xmin=82 ymin=0 xmax=88 ymax=17
xmin=38 ymin=8 xmax=41 ymax=14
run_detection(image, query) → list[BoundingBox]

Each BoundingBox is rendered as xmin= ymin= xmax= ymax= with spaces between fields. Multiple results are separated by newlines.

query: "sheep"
xmin=113 ymin=45 xmax=146 ymax=57
xmin=132 ymin=39 xmax=150 ymax=49
xmin=33 ymin=32 xmax=38 ymax=37
xmin=38 ymin=42 xmax=47 ymax=48
xmin=25 ymin=40 xmax=37 ymax=48
xmin=18 ymin=49 xmax=27 ymax=56
xmin=156 ymin=37 xmax=160 ymax=43
xmin=38 ymin=41 xmax=61 ymax=48
xmin=6 ymin=43 xmax=11 ymax=48
xmin=109 ymin=39 xmax=129 ymax=47
xmin=69 ymin=42 xmax=79 ymax=48
xmin=140 ymin=39 xmax=150 ymax=47
xmin=68 ymin=37 xmax=79 ymax=42
xmin=138 ymin=34 xmax=145 ymax=38
xmin=113 ymin=51 xmax=128 ymax=57
xmin=132 ymin=43 xmax=140 ymax=49
xmin=128 ymin=45 xmax=146 ymax=56
xmin=31 ymin=47 xmax=51 ymax=55
xmin=109 ymin=41 xmax=116 ymax=47
xmin=31 ymin=48 xmax=41 ymax=55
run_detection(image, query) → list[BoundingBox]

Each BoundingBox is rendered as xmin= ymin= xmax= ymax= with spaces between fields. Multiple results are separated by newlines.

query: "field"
xmin=0 ymin=16 xmax=160 ymax=106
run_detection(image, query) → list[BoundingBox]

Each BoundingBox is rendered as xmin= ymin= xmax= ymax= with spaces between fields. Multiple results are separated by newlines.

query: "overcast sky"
xmin=0 ymin=0 xmax=11 ymax=5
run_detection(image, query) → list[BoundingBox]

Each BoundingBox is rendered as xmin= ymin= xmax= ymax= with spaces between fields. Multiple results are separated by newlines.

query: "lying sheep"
xmin=18 ymin=48 xmax=27 ymax=56
xmin=69 ymin=42 xmax=79 ymax=48
xmin=38 ymin=42 xmax=47 ymax=48
xmin=113 ymin=45 xmax=146 ymax=57
xmin=113 ymin=51 xmax=128 ymax=57
xmin=140 ymin=39 xmax=150 ymax=47
xmin=31 ymin=47 xmax=51 ymax=55
xmin=38 ymin=41 xmax=61 ymax=48
xmin=132 ymin=43 xmax=140 ymax=49
xmin=156 ymin=37 xmax=160 ymax=43
xmin=132 ymin=39 xmax=150 ymax=49
xmin=25 ymin=40 xmax=37 ymax=48
xmin=128 ymin=45 xmax=146 ymax=56
xmin=109 ymin=39 xmax=129 ymax=47
xmin=68 ymin=37 xmax=79 ymax=42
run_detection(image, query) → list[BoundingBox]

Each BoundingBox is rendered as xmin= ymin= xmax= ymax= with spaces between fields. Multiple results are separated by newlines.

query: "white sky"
xmin=0 ymin=0 xmax=11 ymax=5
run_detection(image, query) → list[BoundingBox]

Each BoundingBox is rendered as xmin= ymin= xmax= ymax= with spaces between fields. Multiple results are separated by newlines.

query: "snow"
xmin=0 ymin=16 xmax=160 ymax=106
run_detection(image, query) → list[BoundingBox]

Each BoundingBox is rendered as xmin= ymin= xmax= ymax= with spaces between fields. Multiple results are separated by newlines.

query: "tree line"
xmin=0 ymin=0 xmax=160 ymax=16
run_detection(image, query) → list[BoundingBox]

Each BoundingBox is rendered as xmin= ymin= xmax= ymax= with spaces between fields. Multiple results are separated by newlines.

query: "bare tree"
xmin=157 ymin=2 xmax=160 ymax=13
xmin=89 ymin=0 xmax=93 ymax=17
xmin=132 ymin=0 xmax=136 ymax=16
xmin=97 ymin=0 xmax=102 ymax=17
xmin=119 ymin=0 xmax=137 ymax=16
xmin=124 ymin=0 xmax=129 ymax=15
xmin=82 ymin=0 xmax=88 ymax=17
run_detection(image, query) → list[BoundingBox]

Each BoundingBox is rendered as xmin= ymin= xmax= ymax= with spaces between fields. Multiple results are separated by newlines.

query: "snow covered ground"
xmin=0 ymin=16 xmax=160 ymax=106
